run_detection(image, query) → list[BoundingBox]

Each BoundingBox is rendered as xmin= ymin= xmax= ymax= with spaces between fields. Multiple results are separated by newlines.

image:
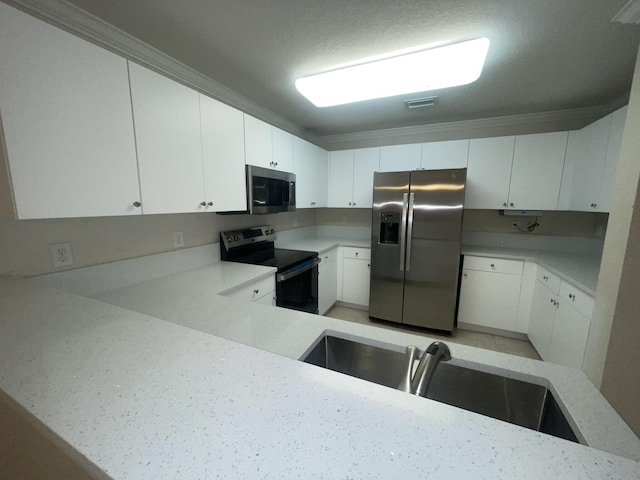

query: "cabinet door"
xmin=379 ymin=144 xmax=422 ymax=172
xmin=293 ymin=138 xmax=328 ymax=208
xmin=548 ymin=299 xmax=590 ymax=369
xmin=318 ymin=255 xmax=338 ymax=315
xmin=466 ymin=136 xmax=515 ymax=209
xmin=509 ymin=132 xmax=568 ymax=210
xmin=272 ymin=127 xmax=294 ymax=172
xmin=199 ymin=95 xmax=247 ymax=212
xmin=528 ymin=280 xmax=557 ymax=360
xmin=129 ymin=62 xmax=205 ymax=214
xmin=352 ymin=148 xmax=380 ymax=208
xmin=457 ymin=269 xmax=521 ymax=331
xmin=0 ymin=3 xmax=140 ymax=219
xmin=342 ymin=258 xmax=370 ymax=306
xmin=567 ymin=117 xmax=609 ymax=211
xmin=328 ymin=150 xmax=355 ymax=207
xmin=599 ymin=106 xmax=628 ymax=212
xmin=421 ymin=140 xmax=469 ymax=169
xmin=244 ymin=114 xmax=272 ymax=168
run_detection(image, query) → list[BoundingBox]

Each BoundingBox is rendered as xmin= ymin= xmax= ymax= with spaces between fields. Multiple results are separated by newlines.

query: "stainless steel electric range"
xmin=220 ymin=226 xmax=319 ymax=314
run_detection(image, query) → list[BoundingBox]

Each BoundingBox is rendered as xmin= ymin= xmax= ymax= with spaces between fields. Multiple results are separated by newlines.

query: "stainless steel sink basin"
xmin=302 ymin=335 xmax=579 ymax=443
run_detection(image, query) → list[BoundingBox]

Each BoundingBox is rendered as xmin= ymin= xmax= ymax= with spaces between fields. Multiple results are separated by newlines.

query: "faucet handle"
xmin=426 ymin=341 xmax=451 ymax=362
xmin=397 ymin=345 xmax=419 ymax=394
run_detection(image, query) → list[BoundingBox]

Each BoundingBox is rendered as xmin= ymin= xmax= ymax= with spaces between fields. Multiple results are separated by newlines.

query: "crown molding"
xmin=316 ymin=95 xmax=629 ymax=151
xmin=3 ymin=0 xmax=631 ymax=152
xmin=4 ymin=0 xmax=318 ymax=144
xmin=612 ymin=0 xmax=640 ymax=24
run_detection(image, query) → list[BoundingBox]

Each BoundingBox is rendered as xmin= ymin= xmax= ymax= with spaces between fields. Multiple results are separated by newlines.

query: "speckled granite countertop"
xmin=1 ymin=248 xmax=639 ymax=479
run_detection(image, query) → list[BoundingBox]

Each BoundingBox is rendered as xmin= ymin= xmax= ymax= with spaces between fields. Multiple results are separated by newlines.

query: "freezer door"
xmin=402 ymin=169 xmax=466 ymax=332
xmin=369 ymin=171 xmax=410 ymax=323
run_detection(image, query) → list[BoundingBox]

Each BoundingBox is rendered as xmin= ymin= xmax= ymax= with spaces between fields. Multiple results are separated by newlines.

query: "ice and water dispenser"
xmin=379 ymin=212 xmax=400 ymax=245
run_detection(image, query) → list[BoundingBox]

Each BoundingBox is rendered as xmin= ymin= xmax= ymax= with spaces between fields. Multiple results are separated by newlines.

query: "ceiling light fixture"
xmin=295 ymin=37 xmax=490 ymax=107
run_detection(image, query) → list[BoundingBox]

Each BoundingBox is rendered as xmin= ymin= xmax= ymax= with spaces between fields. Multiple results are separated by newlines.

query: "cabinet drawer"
xmin=319 ymin=247 xmax=338 ymax=266
xmin=559 ymin=280 xmax=594 ymax=318
xmin=343 ymin=247 xmax=370 ymax=260
xmin=536 ymin=266 xmax=560 ymax=293
xmin=463 ymin=256 xmax=523 ymax=275
xmin=223 ymin=275 xmax=275 ymax=302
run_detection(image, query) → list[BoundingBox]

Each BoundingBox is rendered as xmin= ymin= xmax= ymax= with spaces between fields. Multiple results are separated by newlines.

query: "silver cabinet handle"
xmin=133 ymin=201 xmax=141 ymax=208
xmin=400 ymin=193 xmax=408 ymax=272
xmin=405 ymin=192 xmax=415 ymax=271
xmin=207 ymin=202 xmax=213 ymax=206
xmin=200 ymin=201 xmax=206 ymax=206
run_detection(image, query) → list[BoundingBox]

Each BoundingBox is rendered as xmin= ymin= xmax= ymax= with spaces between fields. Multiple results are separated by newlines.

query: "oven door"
xmin=276 ymin=257 xmax=320 ymax=314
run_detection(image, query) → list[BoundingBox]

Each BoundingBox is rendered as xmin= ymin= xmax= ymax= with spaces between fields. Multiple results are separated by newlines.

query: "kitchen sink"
xmin=302 ymin=334 xmax=579 ymax=443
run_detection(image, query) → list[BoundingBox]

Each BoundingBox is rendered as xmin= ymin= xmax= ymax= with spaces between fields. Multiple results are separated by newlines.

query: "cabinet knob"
xmin=207 ymin=202 xmax=213 ymax=206
xmin=200 ymin=201 xmax=206 ymax=206
xmin=509 ymin=202 xmax=514 ymax=207
xmin=550 ymin=298 xmax=554 ymax=303
xmin=543 ymin=275 xmax=548 ymax=281
xmin=133 ymin=201 xmax=141 ymax=208
xmin=355 ymin=252 xmax=358 ymax=256
xmin=490 ymin=263 xmax=495 ymax=268
xmin=311 ymin=202 xmax=316 ymax=206
xmin=348 ymin=202 xmax=352 ymax=206
xmin=353 ymin=202 xmax=356 ymax=206
xmin=463 ymin=273 xmax=468 ymax=277
xmin=569 ymin=293 xmax=575 ymax=300
xmin=253 ymin=289 xmax=259 ymax=294
xmin=503 ymin=202 xmax=507 ymax=207
xmin=274 ymin=162 xmax=278 ymax=167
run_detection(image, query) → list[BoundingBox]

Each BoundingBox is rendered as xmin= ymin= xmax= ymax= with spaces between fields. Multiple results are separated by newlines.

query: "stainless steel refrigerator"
xmin=369 ymin=168 xmax=466 ymax=333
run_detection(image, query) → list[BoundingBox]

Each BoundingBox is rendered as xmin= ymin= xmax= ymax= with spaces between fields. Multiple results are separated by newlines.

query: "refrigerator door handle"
xmin=406 ymin=192 xmax=415 ymax=271
xmin=399 ymin=193 xmax=409 ymax=271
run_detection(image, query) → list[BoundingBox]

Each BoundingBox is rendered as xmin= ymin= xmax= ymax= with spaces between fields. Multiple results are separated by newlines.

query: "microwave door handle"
xmin=399 ymin=193 xmax=408 ymax=272
xmin=405 ymin=192 xmax=415 ymax=271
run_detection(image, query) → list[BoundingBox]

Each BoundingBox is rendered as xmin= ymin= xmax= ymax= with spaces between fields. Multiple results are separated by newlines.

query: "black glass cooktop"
xmin=227 ymin=247 xmax=317 ymax=272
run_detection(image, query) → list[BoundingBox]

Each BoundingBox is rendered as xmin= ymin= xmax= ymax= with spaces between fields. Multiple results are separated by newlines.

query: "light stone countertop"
xmin=2 ymin=275 xmax=640 ymax=479
xmin=277 ymin=235 xmax=370 ymax=254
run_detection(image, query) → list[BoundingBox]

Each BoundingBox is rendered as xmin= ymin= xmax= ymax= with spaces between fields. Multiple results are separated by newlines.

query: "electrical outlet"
xmin=50 ymin=243 xmax=74 ymax=268
xmin=341 ymin=216 xmax=347 ymax=225
xmin=173 ymin=231 xmax=184 ymax=248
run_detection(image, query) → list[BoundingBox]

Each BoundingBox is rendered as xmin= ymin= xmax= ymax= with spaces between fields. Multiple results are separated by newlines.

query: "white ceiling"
xmin=21 ymin=0 xmax=640 ymax=139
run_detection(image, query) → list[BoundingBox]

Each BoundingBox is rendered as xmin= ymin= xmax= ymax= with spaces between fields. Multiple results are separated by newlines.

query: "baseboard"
xmin=457 ymin=322 xmax=529 ymax=341
xmin=334 ymin=301 xmax=369 ymax=312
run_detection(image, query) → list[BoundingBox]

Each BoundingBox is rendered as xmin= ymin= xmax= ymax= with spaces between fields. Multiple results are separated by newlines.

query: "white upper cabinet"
xmin=328 ymin=150 xmax=355 ymax=207
xmin=294 ymin=138 xmax=328 ymax=208
xmin=244 ymin=115 xmax=273 ymax=169
xmin=420 ymin=140 xmax=469 ymax=170
xmin=509 ymin=132 xmax=568 ymax=210
xmin=600 ymin=106 xmax=628 ymax=212
xmin=199 ymin=95 xmax=247 ymax=212
xmin=379 ymin=144 xmax=422 ymax=172
xmin=328 ymin=148 xmax=380 ymax=208
xmin=466 ymin=136 xmax=515 ymax=209
xmin=352 ymin=148 xmax=380 ymax=207
xmin=0 ymin=3 xmax=140 ymax=219
xmin=559 ymin=107 xmax=627 ymax=213
xmin=129 ymin=62 xmax=205 ymax=215
xmin=272 ymin=127 xmax=294 ymax=172
xmin=244 ymin=115 xmax=293 ymax=172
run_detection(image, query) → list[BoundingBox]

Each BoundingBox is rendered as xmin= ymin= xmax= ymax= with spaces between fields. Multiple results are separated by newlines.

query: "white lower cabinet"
xmin=318 ymin=247 xmax=338 ymax=315
xmin=222 ymin=275 xmax=276 ymax=305
xmin=457 ymin=256 xmax=524 ymax=331
xmin=527 ymin=266 xmax=592 ymax=369
xmin=341 ymin=247 xmax=371 ymax=307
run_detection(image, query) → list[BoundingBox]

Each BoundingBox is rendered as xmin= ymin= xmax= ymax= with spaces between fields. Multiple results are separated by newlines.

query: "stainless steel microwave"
xmin=246 ymin=165 xmax=296 ymax=214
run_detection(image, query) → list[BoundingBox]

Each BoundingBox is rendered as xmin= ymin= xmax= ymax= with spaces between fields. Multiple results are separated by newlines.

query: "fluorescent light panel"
xmin=295 ymin=38 xmax=490 ymax=107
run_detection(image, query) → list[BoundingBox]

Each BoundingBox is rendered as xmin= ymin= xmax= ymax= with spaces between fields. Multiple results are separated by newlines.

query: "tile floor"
xmin=325 ymin=306 xmax=541 ymax=360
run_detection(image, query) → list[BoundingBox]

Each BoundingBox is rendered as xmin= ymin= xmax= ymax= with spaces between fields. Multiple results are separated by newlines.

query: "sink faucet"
xmin=398 ymin=341 xmax=451 ymax=396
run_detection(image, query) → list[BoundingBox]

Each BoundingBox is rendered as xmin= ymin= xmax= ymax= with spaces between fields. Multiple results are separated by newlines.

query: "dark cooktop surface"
xmin=229 ymin=247 xmax=317 ymax=272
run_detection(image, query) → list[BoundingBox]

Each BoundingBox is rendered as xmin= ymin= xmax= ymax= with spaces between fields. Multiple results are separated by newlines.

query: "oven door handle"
xmin=276 ymin=257 xmax=321 ymax=282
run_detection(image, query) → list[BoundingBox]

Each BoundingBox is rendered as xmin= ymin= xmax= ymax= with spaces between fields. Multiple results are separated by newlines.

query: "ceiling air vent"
xmin=405 ymin=96 xmax=439 ymax=109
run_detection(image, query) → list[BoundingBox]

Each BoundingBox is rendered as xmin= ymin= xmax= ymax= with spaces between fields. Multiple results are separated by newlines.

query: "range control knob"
xmin=226 ymin=236 xmax=233 ymax=243
xmin=234 ymin=234 xmax=240 ymax=241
